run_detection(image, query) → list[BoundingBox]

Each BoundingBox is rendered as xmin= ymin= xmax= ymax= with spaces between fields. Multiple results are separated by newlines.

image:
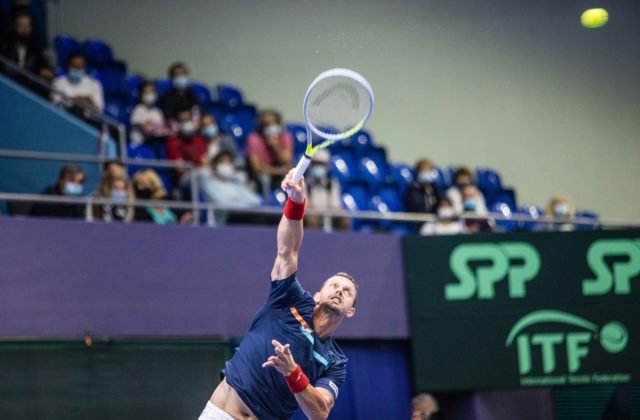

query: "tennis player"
xmin=198 ymin=169 xmax=358 ymax=419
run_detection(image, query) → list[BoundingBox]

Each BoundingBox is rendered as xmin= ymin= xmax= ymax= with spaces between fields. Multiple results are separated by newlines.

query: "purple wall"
xmin=0 ymin=217 xmax=407 ymax=339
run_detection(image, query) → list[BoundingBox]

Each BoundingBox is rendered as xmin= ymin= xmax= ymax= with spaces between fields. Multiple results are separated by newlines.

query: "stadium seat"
xmin=104 ymin=99 xmax=130 ymax=125
xmin=154 ymin=79 xmax=172 ymax=96
xmin=574 ymin=210 xmax=600 ymax=231
xmin=476 ymin=168 xmax=503 ymax=205
xmin=81 ymin=39 xmax=115 ymax=68
xmin=433 ymin=166 xmax=448 ymax=191
xmin=191 ymin=82 xmax=214 ymax=106
xmin=492 ymin=202 xmax=517 ymax=232
xmin=54 ymin=35 xmax=81 ymax=68
xmin=329 ymin=152 xmax=358 ymax=186
xmin=216 ymin=84 xmax=244 ymax=109
xmin=222 ymin=109 xmax=257 ymax=149
xmin=487 ymin=187 xmax=517 ymax=210
xmin=286 ymin=123 xmax=308 ymax=154
xmin=204 ymin=102 xmax=226 ymax=125
xmin=371 ymin=186 xmax=404 ymax=213
xmin=351 ymin=130 xmax=373 ymax=156
xmin=517 ymin=205 xmax=545 ymax=231
xmin=96 ymin=63 xmax=127 ymax=100
xmin=390 ymin=163 xmax=414 ymax=194
xmin=270 ymin=189 xmax=287 ymax=207
xmin=358 ymin=157 xmax=386 ymax=191
xmin=125 ymin=74 xmax=145 ymax=105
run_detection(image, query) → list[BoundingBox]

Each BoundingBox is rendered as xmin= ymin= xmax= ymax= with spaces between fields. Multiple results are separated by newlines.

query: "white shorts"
xmin=198 ymin=401 xmax=235 ymax=420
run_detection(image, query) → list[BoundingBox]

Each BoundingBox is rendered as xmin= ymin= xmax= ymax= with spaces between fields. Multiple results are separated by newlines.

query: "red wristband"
xmin=285 ymin=364 xmax=309 ymax=393
xmin=284 ymin=198 xmax=305 ymax=220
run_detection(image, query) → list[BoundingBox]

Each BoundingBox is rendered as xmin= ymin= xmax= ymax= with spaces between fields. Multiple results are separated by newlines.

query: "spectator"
xmin=461 ymin=185 xmax=494 ymax=233
xmin=166 ymin=107 xmax=207 ymax=183
xmin=304 ymin=149 xmax=346 ymax=230
xmin=246 ymin=109 xmax=293 ymax=199
xmin=132 ymin=169 xmax=191 ymax=225
xmin=51 ymin=52 xmax=104 ymax=115
xmin=200 ymin=113 xmax=237 ymax=165
xmin=130 ymin=81 xmax=170 ymax=148
xmin=0 ymin=11 xmax=52 ymax=83
xmin=29 ymin=164 xmax=85 ymax=219
xmin=446 ymin=166 xmax=487 ymax=215
xmin=411 ymin=393 xmax=440 ymax=420
xmin=404 ymin=159 xmax=441 ymax=214
xmin=420 ymin=196 xmax=464 ymax=235
xmin=103 ymin=160 xmax=126 ymax=179
xmin=545 ymin=194 xmax=575 ymax=231
xmin=157 ymin=62 xmax=201 ymax=122
xmin=92 ymin=173 xmax=133 ymax=222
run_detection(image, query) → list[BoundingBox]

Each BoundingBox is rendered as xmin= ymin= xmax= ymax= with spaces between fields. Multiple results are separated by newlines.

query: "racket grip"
xmin=286 ymin=154 xmax=311 ymax=196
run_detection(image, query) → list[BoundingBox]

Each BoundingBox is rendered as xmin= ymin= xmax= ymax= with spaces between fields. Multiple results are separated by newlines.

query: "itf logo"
xmin=506 ymin=310 xmax=628 ymax=375
xmin=446 ymin=242 xmax=540 ymax=300
xmin=582 ymin=239 xmax=640 ymax=296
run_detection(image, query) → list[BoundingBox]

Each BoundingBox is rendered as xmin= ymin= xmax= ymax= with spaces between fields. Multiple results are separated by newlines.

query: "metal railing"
xmin=0 ymin=55 xmax=128 ymax=158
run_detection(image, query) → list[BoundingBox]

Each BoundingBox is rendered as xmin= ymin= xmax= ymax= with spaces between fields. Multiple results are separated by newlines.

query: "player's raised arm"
xmin=271 ymin=169 xmax=306 ymax=281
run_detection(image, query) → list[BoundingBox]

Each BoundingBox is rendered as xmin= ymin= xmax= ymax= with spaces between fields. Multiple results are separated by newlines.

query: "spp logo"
xmin=446 ymin=242 xmax=541 ymax=300
xmin=582 ymin=239 xmax=640 ymax=296
xmin=506 ymin=310 xmax=628 ymax=375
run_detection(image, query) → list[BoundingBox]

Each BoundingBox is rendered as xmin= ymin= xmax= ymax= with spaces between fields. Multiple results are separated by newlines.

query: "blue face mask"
xmin=417 ymin=170 xmax=438 ymax=184
xmin=63 ymin=182 xmax=83 ymax=196
xmin=68 ymin=69 xmax=85 ymax=84
xmin=202 ymin=124 xmax=219 ymax=138
xmin=554 ymin=204 xmax=569 ymax=217
xmin=111 ymin=190 xmax=128 ymax=202
xmin=172 ymin=75 xmax=190 ymax=89
xmin=463 ymin=198 xmax=477 ymax=212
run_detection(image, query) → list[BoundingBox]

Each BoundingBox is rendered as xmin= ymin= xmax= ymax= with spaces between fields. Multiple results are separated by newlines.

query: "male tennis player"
xmin=198 ymin=170 xmax=358 ymax=420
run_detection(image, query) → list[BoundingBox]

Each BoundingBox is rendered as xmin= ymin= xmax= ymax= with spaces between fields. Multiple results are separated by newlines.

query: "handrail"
xmin=0 ymin=55 xmax=128 ymax=158
xmin=2 ymin=192 xmax=638 ymax=230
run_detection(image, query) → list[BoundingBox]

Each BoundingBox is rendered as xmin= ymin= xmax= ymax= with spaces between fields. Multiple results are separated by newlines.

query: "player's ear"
xmin=313 ymin=292 xmax=320 ymax=303
xmin=345 ymin=307 xmax=356 ymax=318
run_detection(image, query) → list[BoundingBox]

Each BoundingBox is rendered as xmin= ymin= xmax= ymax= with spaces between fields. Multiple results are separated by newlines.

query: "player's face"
xmin=314 ymin=276 xmax=357 ymax=318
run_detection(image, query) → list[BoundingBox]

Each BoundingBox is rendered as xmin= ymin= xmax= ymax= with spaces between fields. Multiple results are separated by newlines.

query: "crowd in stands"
xmin=0 ymin=10 xmax=599 ymax=233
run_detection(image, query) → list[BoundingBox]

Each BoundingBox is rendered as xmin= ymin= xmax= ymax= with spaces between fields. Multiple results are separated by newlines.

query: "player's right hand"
xmin=282 ymin=169 xmax=306 ymax=204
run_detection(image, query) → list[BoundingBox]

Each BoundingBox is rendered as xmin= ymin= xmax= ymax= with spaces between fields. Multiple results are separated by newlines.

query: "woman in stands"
xmin=91 ymin=173 xmax=134 ymax=223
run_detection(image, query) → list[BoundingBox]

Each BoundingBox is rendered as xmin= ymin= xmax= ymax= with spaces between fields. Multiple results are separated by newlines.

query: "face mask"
xmin=463 ymin=198 xmax=477 ymax=212
xmin=310 ymin=165 xmax=328 ymax=179
xmin=111 ymin=190 xmax=128 ymax=202
xmin=172 ymin=75 xmax=190 ymax=89
xmin=68 ymin=69 xmax=85 ymax=84
xmin=135 ymin=187 xmax=152 ymax=200
xmin=180 ymin=121 xmax=195 ymax=136
xmin=554 ymin=204 xmax=569 ymax=217
xmin=63 ymin=182 xmax=83 ymax=196
xmin=202 ymin=124 xmax=219 ymax=138
xmin=216 ymin=163 xmax=235 ymax=179
xmin=263 ymin=124 xmax=282 ymax=138
xmin=438 ymin=207 xmax=455 ymax=219
xmin=142 ymin=92 xmax=157 ymax=105
xmin=417 ymin=170 xmax=438 ymax=184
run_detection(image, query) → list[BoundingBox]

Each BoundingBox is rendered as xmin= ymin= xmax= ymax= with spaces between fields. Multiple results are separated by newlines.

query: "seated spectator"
xmin=166 ymin=107 xmax=207 ymax=183
xmin=0 ymin=11 xmax=52 ymax=84
xmin=29 ymin=164 xmax=85 ymax=219
xmin=130 ymin=81 xmax=170 ymax=148
xmin=91 ymin=173 xmax=133 ymax=222
xmin=411 ymin=393 xmax=441 ymax=420
xmin=545 ymin=194 xmax=575 ymax=231
xmin=157 ymin=62 xmax=201 ymax=123
xmin=420 ymin=197 xmax=464 ymax=235
xmin=304 ymin=149 xmax=346 ymax=230
xmin=461 ymin=185 xmax=494 ymax=233
xmin=446 ymin=166 xmax=487 ymax=215
xmin=200 ymin=113 xmax=237 ymax=165
xmin=246 ymin=109 xmax=293 ymax=199
xmin=132 ymin=169 xmax=191 ymax=225
xmin=103 ymin=160 xmax=126 ymax=179
xmin=404 ymin=159 xmax=441 ymax=214
xmin=51 ymin=52 xmax=104 ymax=115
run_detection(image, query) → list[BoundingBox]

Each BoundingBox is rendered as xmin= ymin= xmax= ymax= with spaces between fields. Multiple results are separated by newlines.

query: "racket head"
xmin=303 ymin=68 xmax=374 ymax=142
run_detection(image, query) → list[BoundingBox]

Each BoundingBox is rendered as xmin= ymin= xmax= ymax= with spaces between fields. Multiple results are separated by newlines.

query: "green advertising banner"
xmin=404 ymin=230 xmax=640 ymax=391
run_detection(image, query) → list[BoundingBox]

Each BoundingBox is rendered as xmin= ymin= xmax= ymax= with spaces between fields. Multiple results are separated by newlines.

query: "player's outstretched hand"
xmin=261 ymin=339 xmax=298 ymax=376
xmin=281 ymin=169 xmax=306 ymax=204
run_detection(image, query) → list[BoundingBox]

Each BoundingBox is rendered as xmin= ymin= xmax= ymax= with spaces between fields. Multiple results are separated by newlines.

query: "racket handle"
xmin=286 ymin=154 xmax=311 ymax=196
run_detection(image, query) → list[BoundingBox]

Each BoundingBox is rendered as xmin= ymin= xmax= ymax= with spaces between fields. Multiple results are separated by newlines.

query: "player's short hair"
xmin=330 ymin=272 xmax=358 ymax=308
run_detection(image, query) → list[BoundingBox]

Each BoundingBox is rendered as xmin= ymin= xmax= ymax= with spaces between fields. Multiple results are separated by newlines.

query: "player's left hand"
xmin=261 ymin=339 xmax=298 ymax=376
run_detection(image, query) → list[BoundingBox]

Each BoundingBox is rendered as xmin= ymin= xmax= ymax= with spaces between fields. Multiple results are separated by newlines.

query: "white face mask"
xmin=142 ymin=92 xmax=157 ymax=105
xmin=438 ymin=207 xmax=455 ymax=219
xmin=180 ymin=121 xmax=195 ymax=136
xmin=263 ymin=124 xmax=282 ymax=138
xmin=216 ymin=163 xmax=235 ymax=179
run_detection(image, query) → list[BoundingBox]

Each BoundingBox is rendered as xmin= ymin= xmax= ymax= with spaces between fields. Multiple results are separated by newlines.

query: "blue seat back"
xmin=191 ymin=82 xmax=213 ymax=106
xmin=155 ymin=79 xmax=172 ymax=96
xmin=286 ymin=123 xmax=308 ymax=154
xmin=96 ymin=63 xmax=127 ymax=99
xmin=341 ymin=184 xmax=368 ymax=211
xmin=351 ymin=130 xmax=373 ymax=156
xmin=372 ymin=186 xmax=404 ymax=213
xmin=104 ymin=99 xmax=130 ymax=125
xmin=125 ymin=74 xmax=145 ymax=105
xmin=216 ymin=84 xmax=244 ymax=109
xmin=54 ymin=36 xmax=81 ymax=68
xmin=518 ymin=205 xmax=545 ymax=231
xmin=390 ymin=163 xmax=414 ymax=194
xmin=358 ymin=157 xmax=386 ymax=190
xmin=492 ymin=202 xmax=517 ymax=232
xmin=81 ymin=39 xmax=115 ymax=68
xmin=330 ymin=152 xmax=357 ymax=186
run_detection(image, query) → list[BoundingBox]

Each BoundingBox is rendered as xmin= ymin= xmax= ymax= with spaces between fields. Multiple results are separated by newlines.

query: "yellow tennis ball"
xmin=581 ymin=8 xmax=609 ymax=29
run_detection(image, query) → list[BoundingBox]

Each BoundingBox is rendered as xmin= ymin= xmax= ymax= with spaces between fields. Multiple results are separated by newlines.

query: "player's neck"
xmin=312 ymin=305 xmax=342 ymax=340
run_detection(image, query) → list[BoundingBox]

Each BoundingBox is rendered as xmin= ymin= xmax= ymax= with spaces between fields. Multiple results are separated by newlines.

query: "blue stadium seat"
xmin=54 ymin=35 xmax=81 ymax=68
xmin=367 ymin=147 xmax=389 ymax=176
xmin=286 ymin=123 xmax=308 ymax=154
xmin=351 ymin=130 xmax=373 ymax=156
xmin=433 ymin=166 xmax=448 ymax=191
xmin=518 ymin=205 xmax=544 ymax=231
xmin=191 ymin=82 xmax=213 ymax=106
xmin=270 ymin=189 xmax=287 ymax=207
xmin=96 ymin=63 xmax=127 ymax=99
xmin=390 ymin=163 xmax=414 ymax=194
xmin=330 ymin=152 xmax=358 ymax=186
xmin=104 ymin=99 xmax=130 ymax=125
xmin=487 ymin=187 xmax=517 ymax=210
xmin=574 ymin=210 xmax=600 ymax=231
xmin=371 ymin=186 xmax=404 ymax=213
xmin=476 ymin=168 xmax=503 ymax=205
xmin=341 ymin=183 xmax=368 ymax=211
xmin=155 ymin=79 xmax=172 ymax=96
xmin=204 ymin=102 xmax=226 ymax=125
xmin=216 ymin=84 xmax=244 ymax=109
xmin=492 ymin=202 xmax=517 ymax=232
xmin=125 ymin=74 xmax=145 ymax=105
xmin=358 ymin=157 xmax=386 ymax=191
xmin=81 ymin=39 xmax=115 ymax=68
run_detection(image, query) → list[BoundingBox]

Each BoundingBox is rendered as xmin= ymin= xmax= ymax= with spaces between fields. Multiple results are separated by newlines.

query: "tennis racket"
xmin=288 ymin=68 xmax=374 ymax=192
